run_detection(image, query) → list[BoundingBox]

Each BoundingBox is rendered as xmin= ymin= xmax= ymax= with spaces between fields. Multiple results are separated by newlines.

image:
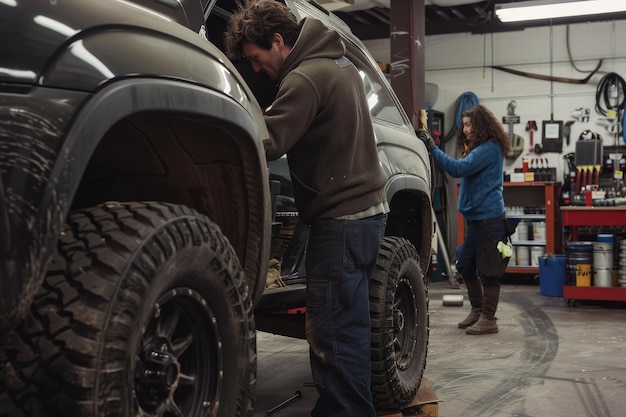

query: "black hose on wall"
xmin=595 ymin=72 xmax=626 ymax=117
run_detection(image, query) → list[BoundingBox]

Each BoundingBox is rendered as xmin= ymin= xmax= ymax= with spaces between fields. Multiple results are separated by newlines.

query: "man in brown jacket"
xmin=225 ymin=2 xmax=388 ymax=416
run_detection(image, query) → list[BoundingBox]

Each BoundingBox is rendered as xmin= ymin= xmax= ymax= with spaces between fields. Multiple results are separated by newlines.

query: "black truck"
xmin=0 ymin=1 xmax=434 ymax=416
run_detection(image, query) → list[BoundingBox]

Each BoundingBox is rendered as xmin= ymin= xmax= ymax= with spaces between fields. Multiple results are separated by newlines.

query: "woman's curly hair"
xmin=224 ymin=0 xmax=301 ymax=61
xmin=456 ymin=104 xmax=510 ymax=157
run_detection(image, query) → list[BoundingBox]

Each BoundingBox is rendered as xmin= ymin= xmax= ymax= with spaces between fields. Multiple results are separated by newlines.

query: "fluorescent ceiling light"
xmin=495 ymin=0 xmax=626 ymax=23
xmin=315 ymin=0 xmax=352 ymax=11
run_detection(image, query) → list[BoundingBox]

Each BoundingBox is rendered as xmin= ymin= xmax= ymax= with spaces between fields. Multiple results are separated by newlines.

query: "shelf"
xmin=457 ymin=182 xmax=562 ymax=276
xmin=511 ymin=240 xmax=546 ymax=246
xmin=563 ymin=285 xmax=626 ymax=302
xmin=506 ymin=266 xmax=540 ymax=275
xmin=561 ymin=206 xmax=626 ymax=240
xmin=507 ymin=214 xmax=546 ymax=220
xmin=503 ymin=181 xmax=560 ymax=187
xmin=561 ymin=206 xmax=626 ymax=302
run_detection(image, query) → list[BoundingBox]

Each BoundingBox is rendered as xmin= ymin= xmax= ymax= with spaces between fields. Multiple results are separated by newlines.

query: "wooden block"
xmin=403 ymin=377 xmax=438 ymax=408
xmin=420 ymin=403 xmax=438 ymax=416
xmin=402 ymin=403 xmax=438 ymax=416
xmin=376 ymin=378 xmax=439 ymax=417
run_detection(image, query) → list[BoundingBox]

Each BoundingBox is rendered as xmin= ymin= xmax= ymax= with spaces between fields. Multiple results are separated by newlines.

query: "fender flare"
xmin=4 ymin=78 xmax=270 ymax=330
xmin=386 ymin=173 xmax=431 ymax=200
xmin=385 ymin=173 xmax=434 ymax=273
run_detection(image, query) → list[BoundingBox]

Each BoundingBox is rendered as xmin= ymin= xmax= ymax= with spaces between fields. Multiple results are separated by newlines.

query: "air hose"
xmin=595 ymin=72 xmax=626 ymax=143
xmin=595 ymin=72 xmax=626 ymax=117
xmin=443 ymin=91 xmax=479 ymax=144
xmin=434 ymin=92 xmax=479 ymax=264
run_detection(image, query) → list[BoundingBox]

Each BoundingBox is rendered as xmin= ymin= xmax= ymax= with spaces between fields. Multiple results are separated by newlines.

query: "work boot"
xmin=457 ymin=279 xmax=483 ymax=329
xmin=466 ymin=286 xmax=500 ymax=335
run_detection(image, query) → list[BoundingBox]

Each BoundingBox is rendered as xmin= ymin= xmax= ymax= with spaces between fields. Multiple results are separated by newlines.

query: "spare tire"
xmin=370 ymin=236 xmax=429 ymax=410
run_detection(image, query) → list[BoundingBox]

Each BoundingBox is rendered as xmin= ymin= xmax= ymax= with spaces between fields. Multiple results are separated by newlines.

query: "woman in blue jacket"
xmin=419 ymin=104 xmax=511 ymax=334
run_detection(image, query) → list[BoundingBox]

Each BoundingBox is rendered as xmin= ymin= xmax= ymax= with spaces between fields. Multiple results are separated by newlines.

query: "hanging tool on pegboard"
xmin=526 ymin=120 xmax=537 ymax=153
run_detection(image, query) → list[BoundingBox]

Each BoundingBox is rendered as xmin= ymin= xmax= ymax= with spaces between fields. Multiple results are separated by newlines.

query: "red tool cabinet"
xmin=561 ymin=206 xmax=626 ymax=302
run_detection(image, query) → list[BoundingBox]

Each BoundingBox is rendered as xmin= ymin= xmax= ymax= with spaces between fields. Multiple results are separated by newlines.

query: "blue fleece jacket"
xmin=431 ymin=140 xmax=505 ymax=221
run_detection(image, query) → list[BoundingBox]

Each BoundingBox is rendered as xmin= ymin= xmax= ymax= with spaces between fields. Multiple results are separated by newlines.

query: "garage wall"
xmin=365 ymin=20 xmax=626 ymax=182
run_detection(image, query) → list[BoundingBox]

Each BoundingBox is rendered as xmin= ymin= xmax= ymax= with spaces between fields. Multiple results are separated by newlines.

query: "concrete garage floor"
xmin=253 ymin=280 xmax=626 ymax=417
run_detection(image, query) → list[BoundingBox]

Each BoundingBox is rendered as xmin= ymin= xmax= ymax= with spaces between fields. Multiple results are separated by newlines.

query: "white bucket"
xmin=532 ymin=222 xmax=546 ymax=242
xmin=593 ymin=242 xmax=613 ymax=270
xmin=594 ymin=268 xmax=613 ymax=287
xmin=516 ymin=246 xmax=529 ymax=266
xmin=530 ymin=246 xmax=545 ymax=266
xmin=516 ymin=221 xmax=529 ymax=241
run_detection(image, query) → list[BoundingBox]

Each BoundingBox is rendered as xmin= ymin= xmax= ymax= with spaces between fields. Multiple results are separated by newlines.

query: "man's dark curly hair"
xmin=224 ymin=0 xmax=301 ymax=61
xmin=456 ymin=104 xmax=510 ymax=157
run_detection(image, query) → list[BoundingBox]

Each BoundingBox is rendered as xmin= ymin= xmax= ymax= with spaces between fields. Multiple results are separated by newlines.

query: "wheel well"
xmin=71 ymin=110 xmax=266 ymax=280
xmin=385 ymin=190 xmax=433 ymax=273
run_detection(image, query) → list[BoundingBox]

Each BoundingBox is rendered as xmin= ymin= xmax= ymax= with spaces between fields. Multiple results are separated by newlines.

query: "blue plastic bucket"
xmin=539 ymin=254 xmax=566 ymax=297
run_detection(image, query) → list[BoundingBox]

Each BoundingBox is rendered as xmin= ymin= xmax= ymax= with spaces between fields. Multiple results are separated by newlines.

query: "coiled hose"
xmin=595 ymin=72 xmax=626 ymax=117
xmin=443 ymin=91 xmax=479 ymax=144
xmin=595 ymin=72 xmax=626 ymax=142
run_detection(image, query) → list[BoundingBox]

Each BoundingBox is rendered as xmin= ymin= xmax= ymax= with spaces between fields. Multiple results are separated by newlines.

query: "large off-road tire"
xmin=370 ymin=237 xmax=429 ymax=410
xmin=0 ymin=389 xmax=26 ymax=417
xmin=1 ymin=202 xmax=256 ymax=417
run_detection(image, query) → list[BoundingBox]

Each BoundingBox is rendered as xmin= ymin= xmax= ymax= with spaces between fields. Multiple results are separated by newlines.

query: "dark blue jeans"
xmin=305 ymin=214 xmax=387 ymax=417
xmin=457 ymin=218 xmax=507 ymax=287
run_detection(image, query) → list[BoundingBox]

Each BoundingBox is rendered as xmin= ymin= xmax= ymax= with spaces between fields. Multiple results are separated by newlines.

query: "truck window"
xmin=344 ymin=46 xmax=405 ymax=126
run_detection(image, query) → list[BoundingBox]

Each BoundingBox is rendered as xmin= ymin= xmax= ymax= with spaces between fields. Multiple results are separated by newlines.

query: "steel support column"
xmin=390 ymin=0 xmax=425 ymax=130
